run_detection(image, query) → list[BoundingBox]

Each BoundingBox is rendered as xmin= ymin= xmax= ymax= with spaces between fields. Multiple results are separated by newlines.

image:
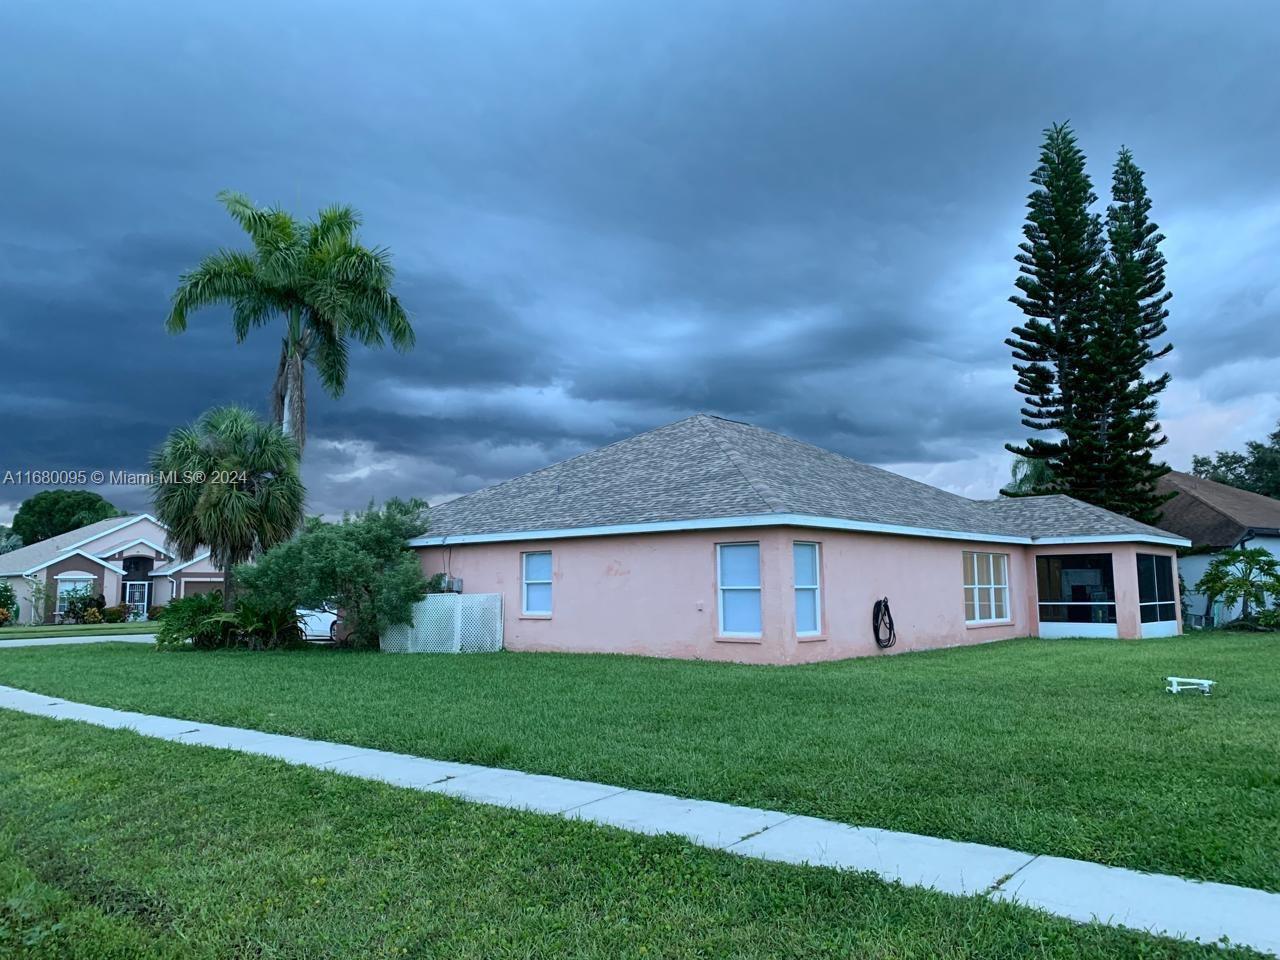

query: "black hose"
xmin=872 ymin=597 xmax=897 ymax=649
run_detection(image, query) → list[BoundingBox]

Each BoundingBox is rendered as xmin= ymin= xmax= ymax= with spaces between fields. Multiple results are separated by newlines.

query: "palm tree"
xmin=1002 ymin=455 xmax=1057 ymax=497
xmin=166 ymin=192 xmax=414 ymax=454
xmin=151 ymin=406 xmax=305 ymax=610
xmin=1195 ymin=547 xmax=1280 ymax=622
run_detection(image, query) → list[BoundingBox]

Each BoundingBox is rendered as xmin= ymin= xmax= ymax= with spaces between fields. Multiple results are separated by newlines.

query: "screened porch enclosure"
xmin=1035 ymin=551 xmax=1180 ymax=639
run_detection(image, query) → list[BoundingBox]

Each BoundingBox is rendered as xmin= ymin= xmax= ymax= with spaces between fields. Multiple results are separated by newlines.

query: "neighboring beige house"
xmin=0 ymin=514 xmax=225 ymax=624
xmin=412 ymin=415 xmax=1190 ymax=665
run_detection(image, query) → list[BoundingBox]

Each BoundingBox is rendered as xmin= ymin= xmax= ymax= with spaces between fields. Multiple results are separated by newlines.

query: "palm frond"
xmin=151 ymin=406 xmax=304 ymax=569
xmin=166 ymin=251 xmax=261 ymax=333
xmin=309 ymin=322 xmax=350 ymax=398
xmin=309 ymin=205 xmax=360 ymax=252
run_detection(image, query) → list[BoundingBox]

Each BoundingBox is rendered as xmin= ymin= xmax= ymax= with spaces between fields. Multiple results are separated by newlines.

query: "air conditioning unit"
xmin=440 ymin=577 xmax=463 ymax=594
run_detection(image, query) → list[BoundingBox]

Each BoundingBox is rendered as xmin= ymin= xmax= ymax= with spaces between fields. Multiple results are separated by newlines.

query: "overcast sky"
xmin=2 ymin=0 xmax=1277 ymax=525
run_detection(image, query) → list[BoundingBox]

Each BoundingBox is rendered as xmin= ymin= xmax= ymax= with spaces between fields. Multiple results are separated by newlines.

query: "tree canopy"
xmin=11 ymin=490 xmax=122 ymax=545
xmin=1192 ymin=420 xmax=1280 ymax=499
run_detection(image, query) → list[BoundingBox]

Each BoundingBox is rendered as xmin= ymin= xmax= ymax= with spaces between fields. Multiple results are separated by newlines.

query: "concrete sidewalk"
xmin=0 ymin=683 xmax=1275 ymax=956
xmin=0 ymin=634 xmax=155 ymax=649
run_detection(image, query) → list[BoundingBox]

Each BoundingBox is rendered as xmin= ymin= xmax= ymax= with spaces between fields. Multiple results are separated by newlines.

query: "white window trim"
xmin=55 ymin=576 xmax=95 ymax=614
xmin=716 ymin=542 xmax=762 ymax=638
xmin=793 ymin=541 xmax=822 ymax=637
xmin=963 ymin=551 xmax=1011 ymax=625
xmin=521 ymin=551 xmax=552 ymax=616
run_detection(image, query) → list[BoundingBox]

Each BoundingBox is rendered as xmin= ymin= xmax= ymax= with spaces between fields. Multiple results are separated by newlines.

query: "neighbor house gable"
xmin=22 ymin=548 xmax=126 ymax=577
xmin=74 ymin=516 xmax=171 ymax=557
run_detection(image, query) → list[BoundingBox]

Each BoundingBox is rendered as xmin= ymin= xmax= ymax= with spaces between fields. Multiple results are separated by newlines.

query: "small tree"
xmin=151 ymin=406 xmax=305 ymax=610
xmin=1195 ymin=547 xmax=1280 ymax=622
xmin=27 ymin=581 xmax=50 ymax=625
xmin=237 ymin=499 xmax=430 ymax=649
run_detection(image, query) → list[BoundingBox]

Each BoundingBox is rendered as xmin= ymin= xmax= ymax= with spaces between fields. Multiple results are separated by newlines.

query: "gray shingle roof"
xmin=0 ymin=515 xmax=151 ymax=575
xmin=421 ymin=415 xmax=1184 ymax=544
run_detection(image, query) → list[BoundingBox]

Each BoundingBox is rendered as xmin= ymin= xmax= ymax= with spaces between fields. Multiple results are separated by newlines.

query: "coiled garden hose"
xmin=872 ymin=597 xmax=897 ymax=649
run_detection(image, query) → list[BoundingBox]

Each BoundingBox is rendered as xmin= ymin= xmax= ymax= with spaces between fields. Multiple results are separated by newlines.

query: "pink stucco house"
xmin=411 ymin=415 xmax=1190 ymax=664
xmin=0 ymin=514 xmax=225 ymax=624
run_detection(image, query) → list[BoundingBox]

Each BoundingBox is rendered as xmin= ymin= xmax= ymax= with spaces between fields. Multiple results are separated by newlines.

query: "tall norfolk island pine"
xmin=166 ymin=192 xmax=414 ymax=455
xmin=1006 ymin=122 xmax=1105 ymax=496
xmin=1005 ymin=124 xmax=1173 ymax=523
xmin=1092 ymin=148 xmax=1174 ymax=524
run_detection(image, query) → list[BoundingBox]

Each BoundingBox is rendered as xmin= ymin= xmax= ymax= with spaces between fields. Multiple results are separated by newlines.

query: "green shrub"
xmin=147 ymin=605 xmax=165 ymax=621
xmin=237 ymin=499 xmax=430 ymax=650
xmin=155 ymin=592 xmax=227 ymax=650
xmin=60 ymin=587 xmax=97 ymax=624
xmin=1256 ymin=608 xmax=1280 ymax=631
xmin=82 ymin=606 xmax=103 ymax=625
xmin=101 ymin=604 xmax=129 ymax=624
xmin=0 ymin=582 xmax=15 ymax=618
xmin=154 ymin=592 xmax=303 ymax=651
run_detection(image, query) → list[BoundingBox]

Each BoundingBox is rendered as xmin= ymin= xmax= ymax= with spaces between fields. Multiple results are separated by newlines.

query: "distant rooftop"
xmin=1156 ymin=471 xmax=1280 ymax=549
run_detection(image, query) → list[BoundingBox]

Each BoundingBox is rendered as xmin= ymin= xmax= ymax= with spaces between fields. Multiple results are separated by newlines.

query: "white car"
xmin=298 ymin=606 xmax=339 ymax=641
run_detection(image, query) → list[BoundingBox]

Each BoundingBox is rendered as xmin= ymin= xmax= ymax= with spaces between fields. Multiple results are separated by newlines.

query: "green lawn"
xmin=0 ymin=621 xmax=156 ymax=638
xmin=0 ymin=633 xmax=1275 ymax=893
xmin=0 ymin=712 xmax=1261 ymax=959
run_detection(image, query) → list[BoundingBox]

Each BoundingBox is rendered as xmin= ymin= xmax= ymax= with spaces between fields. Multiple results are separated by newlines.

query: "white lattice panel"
xmin=379 ymin=593 xmax=503 ymax=653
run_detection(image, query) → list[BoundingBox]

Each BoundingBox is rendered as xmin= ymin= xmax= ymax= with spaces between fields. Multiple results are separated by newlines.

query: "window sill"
xmin=966 ymin=619 xmax=1013 ymax=629
xmin=797 ymin=634 xmax=827 ymax=642
xmin=715 ymin=635 xmax=763 ymax=644
xmin=519 ymin=614 xmax=552 ymax=620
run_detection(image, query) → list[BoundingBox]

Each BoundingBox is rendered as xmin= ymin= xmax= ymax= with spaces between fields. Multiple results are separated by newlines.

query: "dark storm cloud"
xmin=2 ymin=0 xmax=1277 ymax=520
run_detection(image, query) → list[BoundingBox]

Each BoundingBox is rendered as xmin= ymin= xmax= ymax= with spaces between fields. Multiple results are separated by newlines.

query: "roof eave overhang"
xmin=18 ymin=548 xmax=128 ymax=577
xmin=407 ymin=514 xmax=1192 ymax=549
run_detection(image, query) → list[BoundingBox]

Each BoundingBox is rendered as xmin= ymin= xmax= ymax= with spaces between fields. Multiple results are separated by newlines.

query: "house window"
xmin=521 ymin=551 xmax=552 ymax=615
xmin=793 ymin=542 xmax=821 ymax=635
xmin=1137 ymin=554 xmax=1178 ymax=623
xmin=963 ymin=551 xmax=1009 ymax=623
xmin=1036 ymin=554 xmax=1117 ymax=624
xmin=717 ymin=542 xmax=762 ymax=636
xmin=55 ymin=577 xmax=94 ymax=615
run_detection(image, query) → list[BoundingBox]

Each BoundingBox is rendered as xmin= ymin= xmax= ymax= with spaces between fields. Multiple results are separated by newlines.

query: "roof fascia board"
xmin=95 ymin=537 xmax=173 ymax=558
xmin=149 ymin=550 xmax=213 ymax=575
xmin=22 ymin=548 xmax=127 ymax=576
xmin=408 ymin=513 xmax=1187 ymax=548
xmin=65 ymin=514 xmax=164 ymax=552
xmin=1031 ymin=533 xmax=1192 ymax=548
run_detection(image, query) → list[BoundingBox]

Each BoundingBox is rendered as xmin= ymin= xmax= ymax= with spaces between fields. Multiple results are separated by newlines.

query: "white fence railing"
xmin=380 ymin=593 xmax=504 ymax=653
